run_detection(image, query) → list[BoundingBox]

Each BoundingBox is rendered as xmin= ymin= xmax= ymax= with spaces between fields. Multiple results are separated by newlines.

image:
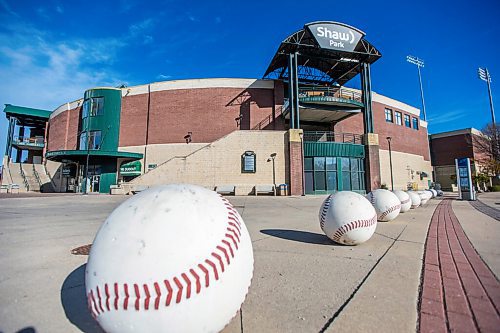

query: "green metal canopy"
xmin=120 ymin=160 xmax=142 ymax=176
xmin=45 ymin=149 xmax=143 ymax=163
xmin=4 ymin=104 xmax=51 ymax=127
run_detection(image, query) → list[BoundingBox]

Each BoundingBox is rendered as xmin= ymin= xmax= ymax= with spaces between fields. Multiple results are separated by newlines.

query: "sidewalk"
xmin=419 ymin=199 xmax=500 ymax=333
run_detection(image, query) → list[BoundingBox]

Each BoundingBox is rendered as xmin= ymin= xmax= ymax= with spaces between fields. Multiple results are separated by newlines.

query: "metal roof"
xmin=4 ymin=104 xmax=52 ymax=127
xmin=263 ymin=22 xmax=381 ymax=86
xmin=46 ymin=150 xmax=143 ymax=163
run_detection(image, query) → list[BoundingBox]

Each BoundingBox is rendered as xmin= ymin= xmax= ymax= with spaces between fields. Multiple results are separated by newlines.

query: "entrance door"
xmin=90 ymin=175 xmax=100 ymax=193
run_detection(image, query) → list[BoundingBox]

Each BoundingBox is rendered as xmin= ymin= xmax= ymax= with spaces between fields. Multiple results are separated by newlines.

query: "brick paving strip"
xmin=419 ymin=199 xmax=500 ymax=333
xmin=469 ymin=199 xmax=500 ymax=222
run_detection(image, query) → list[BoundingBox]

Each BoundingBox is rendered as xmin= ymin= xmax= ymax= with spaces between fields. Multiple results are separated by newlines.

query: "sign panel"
xmin=241 ymin=151 xmax=256 ymax=173
xmin=306 ymin=22 xmax=364 ymax=52
xmin=455 ymin=158 xmax=475 ymax=200
xmin=120 ymin=161 xmax=142 ymax=176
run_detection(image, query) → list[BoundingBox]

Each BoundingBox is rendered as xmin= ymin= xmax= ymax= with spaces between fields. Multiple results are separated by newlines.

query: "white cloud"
xmin=427 ymin=110 xmax=467 ymax=125
xmin=0 ymin=22 xmax=126 ymax=112
xmin=156 ymin=74 xmax=172 ymax=80
xmin=143 ymin=35 xmax=154 ymax=45
xmin=0 ymin=0 xmax=18 ymax=17
xmin=56 ymin=6 xmax=63 ymax=14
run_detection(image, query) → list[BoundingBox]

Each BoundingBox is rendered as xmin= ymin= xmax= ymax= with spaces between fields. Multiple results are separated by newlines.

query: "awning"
xmin=46 ymin=149 xmax=143 ymax=163
xmin=120 ymin=160 xmax=142 ymax=176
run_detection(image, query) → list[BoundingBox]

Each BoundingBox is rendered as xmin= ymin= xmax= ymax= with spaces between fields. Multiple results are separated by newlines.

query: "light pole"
xmin=268 ymin=153 xmax=277 ymax=187
xmin=407 ymin=55 xmax=427 ymax=121
xmin=478 ymin=67 xmax=496 ymax=125
xmin=386 ymin=136 xmax=394 ymax=191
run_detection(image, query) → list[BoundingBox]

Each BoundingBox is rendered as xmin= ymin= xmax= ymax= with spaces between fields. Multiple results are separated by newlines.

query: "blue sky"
xmin=0 ymin=0 xmax=499 ymax=161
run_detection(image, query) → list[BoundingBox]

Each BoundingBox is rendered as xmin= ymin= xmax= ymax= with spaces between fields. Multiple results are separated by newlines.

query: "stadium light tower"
xmin=478 ymin=67 xmax=496 ymax=125
xmin=406 ymin=55 xmax=427 ymax=121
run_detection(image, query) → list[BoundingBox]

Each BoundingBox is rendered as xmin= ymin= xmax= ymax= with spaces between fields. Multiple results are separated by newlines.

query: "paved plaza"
xmin=0 ymin=192 xmax=499 ymax=333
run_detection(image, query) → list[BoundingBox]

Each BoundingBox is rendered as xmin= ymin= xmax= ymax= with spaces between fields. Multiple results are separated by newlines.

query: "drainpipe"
xmin=143 ymin=84 xmax=151 ymax=174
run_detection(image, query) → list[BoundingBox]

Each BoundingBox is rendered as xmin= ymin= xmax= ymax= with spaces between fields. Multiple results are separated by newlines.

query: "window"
xmin=385 ymin=108 xmax=393 ymax=123
xmin=404 ymin=114 xmax=411 ymax=127
xmin=412 ymin=117 xmax=419 ymax=130
xmin=79 ymin=130 xmax=102 ymax=150
xmin=91 ymin=97 xmax=104 ymax=116
xmin=394 ymin=111 xmax=402 ymax=125
xmin=82 ymin=97 xmax=104 ymax=118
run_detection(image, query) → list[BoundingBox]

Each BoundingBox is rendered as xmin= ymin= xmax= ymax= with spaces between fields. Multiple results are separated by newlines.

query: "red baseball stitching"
xmin=378 ymin=203 xmax=401 ymax=220
xmin=87 ymin=194 xmax=243 ymax=316
xmin=332 ymin=214 xmax=377 ymax=242
xmin=319 ymin=195 xmax=332 ymax=231
xmin=400 ymin=198 xmax=410 ymax=205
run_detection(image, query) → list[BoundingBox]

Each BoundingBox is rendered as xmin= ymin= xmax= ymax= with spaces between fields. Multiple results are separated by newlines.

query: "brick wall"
xmin=119 ymin=86 xmax=279 ymax=146
xmin=334 ymin=101 xmax=430 ymax=161
xmin=47 ymin=106 xmax=81 ymax=151
xmin=430 ymin=134 xmax=474 ymax=166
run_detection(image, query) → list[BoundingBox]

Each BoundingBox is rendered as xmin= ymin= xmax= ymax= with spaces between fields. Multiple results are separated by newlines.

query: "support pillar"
xmin=5 ymin=117 xmax=15 ymax=160
xmin=361 ymin=63 xmax=374 ymax=134
xmin=16 ymin=126 xmax=25 ymax=163
xmin=364 ymin=133 xmax=381 ymax=192
xmin=288 ymin=54 xmax=295 ymax=129
xmin=288 ymin=129 xmax=304 ymax=196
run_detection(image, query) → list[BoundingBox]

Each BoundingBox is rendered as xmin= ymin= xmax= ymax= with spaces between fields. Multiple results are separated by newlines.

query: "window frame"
xmin=385 ymin=108 xmax=394 ymax=123
xmin=412 ymin=117 xmax=419 ymax=130
xmin=404 ymin=114 xmax=411 ymax=128
xmin=394 ymin=111 xmax=402 ymax=125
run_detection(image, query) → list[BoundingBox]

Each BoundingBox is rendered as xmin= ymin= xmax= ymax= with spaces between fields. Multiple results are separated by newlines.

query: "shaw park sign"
xmin=306 ymin=22 xmax=365 ymax=52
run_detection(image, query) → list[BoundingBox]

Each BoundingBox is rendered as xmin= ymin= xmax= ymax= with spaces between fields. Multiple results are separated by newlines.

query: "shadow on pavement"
xmin=60 ymin=264 xmax=104 ymax=333
xmin=260 ymin=229 xmax=339 ymax=245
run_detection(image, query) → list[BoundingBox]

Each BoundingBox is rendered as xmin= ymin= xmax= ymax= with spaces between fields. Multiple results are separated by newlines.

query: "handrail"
xmin=12 ymin=136 xmax=45 ymax=147
xmin=303 ymin=131 xmax=363 ymax=144
xmin=298 ymin=86 xmax=362 ymax=103
xmin=19 ymin=164 xmax=29 ymax=191
xmin=33 ymin=164 xmax=42 ymax=187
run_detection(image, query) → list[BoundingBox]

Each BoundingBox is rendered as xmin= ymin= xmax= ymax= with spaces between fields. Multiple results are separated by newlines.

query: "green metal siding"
xmin=81 ymin=88 xmax=121 ymax=151
xmin=304 ymin=142 xmax=365 ymax=158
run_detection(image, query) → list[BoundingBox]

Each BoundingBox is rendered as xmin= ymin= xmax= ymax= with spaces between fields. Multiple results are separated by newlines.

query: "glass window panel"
xmin=82 ymin=100 xmax=90 ymax=118
xmin=327 ymin=172 xmax=337 ymax=191
xmin=395 ymin=111 xmax=402 ymax=125
xmin=412 ymin=117 xmax=419 ymax=130
xmin=92 ymin=130 xmax=102 ymax=149
xmin=79 ymin=132 xmax=87 ymax=150
xmin=342 ymin=172 xmax=351 ymax=191
xmin=404 ymin=114 xmax=411 ymax=127
xmin=314 ymin=157 xmax=325 ymax=171
xmin=385 ymin=108 xmax=393 ymax=123
xmin=350 ymin=158 xmax=359 ymax=172
xmin=351 ymin=172 xmax=360 ymax=190
xmin=359 ymin=172 xmax=366 ymax=190
xmin=314 ymin=171 xmax=326 ymax=191
xmin=304 ymin=158 xmax=313 ymax=171
xmin=305 ymin=172 xmax=314 ymax=194
xmin=341 ymin=157 xmax=350 ymax=171
xmin=326 ymin=157 xmax=336 ymax=170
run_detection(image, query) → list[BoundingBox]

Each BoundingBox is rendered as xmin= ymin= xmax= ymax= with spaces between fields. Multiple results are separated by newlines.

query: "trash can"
xmin=279 ymin=184 xmax=288 ymax=196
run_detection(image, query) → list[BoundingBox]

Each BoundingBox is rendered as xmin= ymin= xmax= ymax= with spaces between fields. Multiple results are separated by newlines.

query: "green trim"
xmin=299 ymin=96 xmax=364 ymax=108
xmin=46 ymin=149 xmax=143 ymax=160
xmin=304 ymin=142 xmax=365 ymax=158
xmin=4 ymin=104 xmax=51 ymax=119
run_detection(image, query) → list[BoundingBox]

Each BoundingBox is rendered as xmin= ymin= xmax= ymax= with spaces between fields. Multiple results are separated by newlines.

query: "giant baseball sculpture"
xmin=85 ymin=184 xmax=254 ymax=333
xmin=407 ymin=191 xmax=421 ymax=208
xmin=319 ymin=191 xmax=377 ymax=245
xmin=366 ymin=189 xmax=401 ymax=222
xmin=392 ymin=190 xmax=411 ymax=213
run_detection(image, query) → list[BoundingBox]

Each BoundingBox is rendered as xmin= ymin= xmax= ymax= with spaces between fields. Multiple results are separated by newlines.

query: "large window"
xmin=404 ymin=114 xmax=411 ymax=128
xmin=82 ymin=97 xmax=104 ymax=119
xmin=79 ymin=130 xmax=102 ymax=150
xmin=412 ymin=117 xmax=419 ymax=130
xmin=385 ymin=108 xmax=393 ymax=123
xmin=395 ymin=111 xmax=402 ymax=125
xmin=304 ymin=157 xmax=364 ymax=193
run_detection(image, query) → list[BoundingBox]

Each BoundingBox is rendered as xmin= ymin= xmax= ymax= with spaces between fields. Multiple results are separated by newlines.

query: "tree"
xmin=470 ymin=123 xmax=500 ymax=177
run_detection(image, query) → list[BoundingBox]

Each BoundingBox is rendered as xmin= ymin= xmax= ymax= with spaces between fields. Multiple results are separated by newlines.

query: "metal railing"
xmin=12 ymin=136 xmax=45 ymax=147
xmin=252 ymin=103 xmax=287 ymax=130
xmin=298 ymin=87 xmax=362 ymax=103
xmin=33 ymin=164 xmax=42 ymax=187
xmin=303 ymin=131 xmax=363 ymax=144
xmin=19 ymin=164 xmax=29 ymax=191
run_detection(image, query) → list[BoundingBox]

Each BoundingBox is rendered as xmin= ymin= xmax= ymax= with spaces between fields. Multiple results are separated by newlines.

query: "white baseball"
xmin=431 ymin=189 xmax=437 ymax=197
xmin=418 ymin=191 xmax=430 ymax=205
xmin=319 ymin=191 xmax=377 ymax=245
xmin=392 ymin=190 xmax=411 ymax=213
xmin=407 ymin=191 xmax=421 ymax=208
xmin=85 ymin=184 xmax=254 ymax=333
xmin=366 ymin=189 xmax=401 ymax=222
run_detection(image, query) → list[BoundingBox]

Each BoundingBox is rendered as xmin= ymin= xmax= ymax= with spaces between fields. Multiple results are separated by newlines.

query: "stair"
xmin=20 ymin=164 xmax=40 ymax=192
xmin=9 ymin=163 xmax=28 ymax=192
xmin=33 ymin=164 xmax=55 ymax=192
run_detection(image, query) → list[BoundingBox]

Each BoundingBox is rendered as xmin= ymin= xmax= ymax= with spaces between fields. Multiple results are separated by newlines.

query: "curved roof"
xmin=263 ymin=21 xmax=381 ymax=86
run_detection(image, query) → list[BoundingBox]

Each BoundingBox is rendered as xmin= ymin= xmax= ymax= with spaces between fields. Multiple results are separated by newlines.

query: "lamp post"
xmin=269 ymin=153 xmax=277 ymax=187
xmin=386 ymin=136 xmax=394 ymax=191
xmin=478 ymin=67 xmax=496 ymax=125
xmin=406 ymin=55 xmax=427 ymax=121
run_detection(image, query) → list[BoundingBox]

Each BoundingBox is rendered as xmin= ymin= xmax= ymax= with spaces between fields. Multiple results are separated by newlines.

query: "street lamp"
xmin=478 ymin=67 xmax=496 ymax=125
xmin=406 ymin=55 xmax=427 ymax=121
xmin=268 ymin=153 xmax=277 ymax=187
xmin=386 ymin=136 xmax=394 ymax=191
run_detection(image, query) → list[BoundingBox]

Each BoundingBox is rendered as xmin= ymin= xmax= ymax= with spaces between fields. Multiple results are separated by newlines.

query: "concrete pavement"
xmin=0 ymin=192 xmax=498 ymax=333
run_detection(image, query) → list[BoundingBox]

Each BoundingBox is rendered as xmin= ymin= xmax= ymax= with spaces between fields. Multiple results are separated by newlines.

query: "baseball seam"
xmin=319 ymin=195 xmax=332 ymax=231
xmin=378 ymin=203 xmax=402 ymax=220
xmin=87 ymin=195 xmax=243 ymax=318
xmin=332 ymin=214 xmax=377 ymax=242
xmin=400 ymin=198 xmax=410 ymax=205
